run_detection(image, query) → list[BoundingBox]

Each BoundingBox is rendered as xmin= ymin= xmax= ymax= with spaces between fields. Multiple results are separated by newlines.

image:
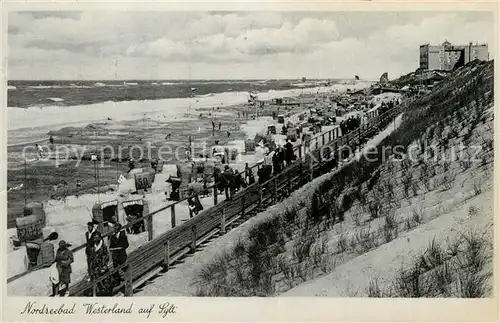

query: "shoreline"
xmin=7 ymin=82 xmax=373 ymax=136
xmin=6 ymin=81 xmax=369 ymax=226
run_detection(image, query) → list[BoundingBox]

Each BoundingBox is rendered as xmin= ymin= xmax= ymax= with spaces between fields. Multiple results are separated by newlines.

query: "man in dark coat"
xmin=272 ymin=149 xmax=281 ymax=175
xmin=222 ymin=166 xmax=233 ymax=199
xmin=285 ymin=140 xmax=294 ymax=166
xmin=214 ymin=167 xmax=224 ymax=194
xmin=230 ymin=169 xmax=240 ymax=196
xmin=109 ymin=222 xmax=129 ymax=282
xmin=340 ymin=121 xmax=346 ymax=136
xmin=85 ymin=220 xmax=100 ymax=276
xmin=245 ymin=167 xmax=255 ymax=185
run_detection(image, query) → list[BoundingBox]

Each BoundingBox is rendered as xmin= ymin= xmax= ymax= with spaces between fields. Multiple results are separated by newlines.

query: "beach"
xmin=7 ymin=81 xmax=373 ymax=222
xmin=7 ymin=80 xmax=375 ymax=295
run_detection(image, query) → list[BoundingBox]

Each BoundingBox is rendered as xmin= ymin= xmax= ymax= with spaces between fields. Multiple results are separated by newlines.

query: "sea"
xmin=7 ymin=79 xmax=335 ymax=109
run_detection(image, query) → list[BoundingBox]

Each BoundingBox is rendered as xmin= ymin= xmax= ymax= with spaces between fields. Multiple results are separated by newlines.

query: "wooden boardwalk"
xmin=7 ymin=100 xmax=409 ymax=296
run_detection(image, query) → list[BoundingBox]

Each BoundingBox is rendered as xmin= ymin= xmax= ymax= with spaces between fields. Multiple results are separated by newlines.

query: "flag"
xmin=118 ymin=174 xmax=126 ymax=184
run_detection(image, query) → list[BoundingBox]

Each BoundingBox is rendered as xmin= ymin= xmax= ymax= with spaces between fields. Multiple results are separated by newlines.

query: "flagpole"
xmin=24 ymin=158 xmax=27 ymax=207
xmin=97 ymin=144 xmax=101 ymax=203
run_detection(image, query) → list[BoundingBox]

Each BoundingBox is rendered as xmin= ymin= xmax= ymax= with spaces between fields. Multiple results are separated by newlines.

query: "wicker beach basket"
xmin=16 ymin=214 xmax=44 ymax=243
xmin=23 ymin=202 xmax=46 ymax=228
xmin=245 ymin=140 xmax=256 ymax=153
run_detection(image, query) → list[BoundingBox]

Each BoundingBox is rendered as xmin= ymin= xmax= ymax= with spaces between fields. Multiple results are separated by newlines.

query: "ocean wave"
xmin=161 ymin=82 xmax=176 ymax=85
xmin=124 ymin=82 xmax=138 ymax=86
xmin=47 ymin=97 xmax=64 ymax=102
xmin=7 ymin=85 xmax=17 ymax=90
xmin=94 ymin=82 xmax=106 ymax=87
xmin=195 ymin=93 xmax=215 ymax=98
xmin=290 ymin=82 xmax=318 ymax=87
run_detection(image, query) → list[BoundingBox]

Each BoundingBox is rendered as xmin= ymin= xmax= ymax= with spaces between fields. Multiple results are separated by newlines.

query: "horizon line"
xmin=7 ymin=77 xmax=379 ymax=82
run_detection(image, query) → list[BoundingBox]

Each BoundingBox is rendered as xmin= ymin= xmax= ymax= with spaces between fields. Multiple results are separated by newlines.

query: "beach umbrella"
xmin=44 ymin=231 xmax=59 ymax=242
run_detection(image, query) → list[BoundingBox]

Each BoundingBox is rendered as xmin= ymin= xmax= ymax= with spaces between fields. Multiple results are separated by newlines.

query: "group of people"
xmin=84 ymin=220 xmax=129 ymax=296
xmin=211 ymin=120 xmax=223 ymax=136
xmin=339 ymin=116 xmax=361 ymax=135
xmin=211 ymin=138 xmax=297 ymax=200
xmin=271 ymin=141 xmax=296 ymax=175
xmin=378 ymin=100 xmax=397 ymax=115
xmin=50 ymin=219 xmax=130 ymax=297
xmin=215 ymin=165 xmax=249 ymax=199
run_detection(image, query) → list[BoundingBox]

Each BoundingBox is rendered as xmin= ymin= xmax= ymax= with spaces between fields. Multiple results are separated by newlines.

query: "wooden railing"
xmin=7 ymin=98 xmax=412 ymax=296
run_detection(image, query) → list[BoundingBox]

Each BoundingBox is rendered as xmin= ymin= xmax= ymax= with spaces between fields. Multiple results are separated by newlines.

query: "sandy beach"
xmin=7 ymin=80 xmax=374 ymax=296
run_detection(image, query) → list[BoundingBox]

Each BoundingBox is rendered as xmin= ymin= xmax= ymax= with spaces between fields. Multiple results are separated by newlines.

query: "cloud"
xmin=126 ymin=16 xmax=339 ymax=62
xmin=7 ymin=11 xmax=494 ymax=80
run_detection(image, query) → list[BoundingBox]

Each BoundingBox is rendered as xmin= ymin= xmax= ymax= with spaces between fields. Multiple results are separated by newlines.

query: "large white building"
xmin=419 ymin=41 xmax=489 ymax=71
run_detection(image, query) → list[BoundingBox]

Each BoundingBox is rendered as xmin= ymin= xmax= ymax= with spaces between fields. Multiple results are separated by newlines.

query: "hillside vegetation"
xmin=191 ymin=60 xmax=494 ymax=297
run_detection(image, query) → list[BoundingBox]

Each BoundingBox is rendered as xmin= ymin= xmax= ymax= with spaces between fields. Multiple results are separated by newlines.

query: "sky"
xmin=7 ymin=11 xmax=495 ymax=80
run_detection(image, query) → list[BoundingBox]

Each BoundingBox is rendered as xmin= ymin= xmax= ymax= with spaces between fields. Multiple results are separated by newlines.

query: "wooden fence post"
xmin=147 ymin=214 xmax=153 ymax=241
xmin=241 ymin=195 xmax=246 ymax=219
xmin=170 ymin=204 xmax=176 ymax=229
xmin=163 ymin=240 xmax=170 ymax=270
xmin=315 ymin=139 xmax=319 ymax=150
xmin=333 ymin=141 xmax=338 ymax=168
xmin=298 ymin=144 xmax=302 ymax=159
xmin=220 ymin=207 xmax=226 ymax=235
xmin=273 ymin=178 xmax=278 ymax=204
xmin=299 ymin=160 xmax=303 ymax=181
xmin=190 ymin=225 xmax=197 ymax=253
xmin=309 ymin=157 xmax=314 ymax=181
xmin=92 ymin=283 xmax=97 ymax=297
xmin=322 ymin=133 xmax=325 ymax=146
xmin=287 ymin=170 xmax=291 ymax=193
xmin=329 ymin=130 xmax=332 ymax=142
xmin=124 ymin=265 xmax=133 ymax=296
xmin=213 ymin=185 xmax=218 ymax=205
xmin=258 ymin=186 xmax=263 ymax=210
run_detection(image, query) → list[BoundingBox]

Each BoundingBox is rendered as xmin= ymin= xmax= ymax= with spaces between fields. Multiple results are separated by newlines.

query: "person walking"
xmin=230 ymin=169 xmax=240 ymax=195
xmin=89 ymin=231 xmax=114 ymax=296
xmin=222 ymin=165 xmax=233 ymax=200
xmin=109 ymin=222 xmax=129 ymax=283
xmin=85 ymin=220 xmax=100 ymax=276
xmin=246 ymin=167 xmax=255 ymax=185
xmin=55 ymin=240 xmax=74 ymax=297
xmin=285 ymin=140 xmax=294 ymax=166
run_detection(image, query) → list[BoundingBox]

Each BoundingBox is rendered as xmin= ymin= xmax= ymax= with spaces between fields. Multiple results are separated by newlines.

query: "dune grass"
xmin=192 ymin=60 xmax=494 ymax=297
